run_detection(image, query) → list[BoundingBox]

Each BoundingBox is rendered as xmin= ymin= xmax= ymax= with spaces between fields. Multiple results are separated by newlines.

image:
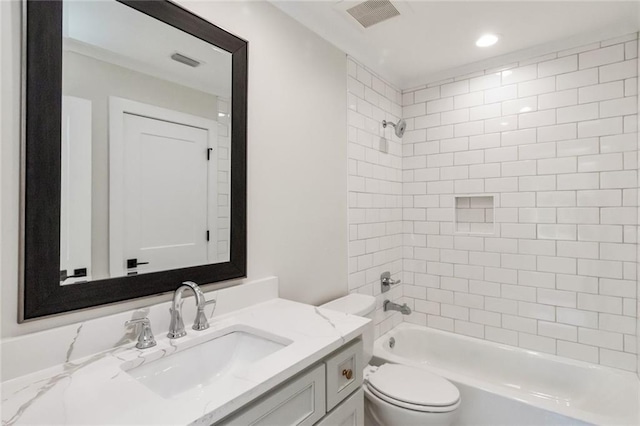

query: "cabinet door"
xmin=218 ymin=364 xmax=326 ymax=426
xmin=325 ymin=339 xmax=363 ymax=411
xmin=315 ymin=388 xmax=364 ymax=426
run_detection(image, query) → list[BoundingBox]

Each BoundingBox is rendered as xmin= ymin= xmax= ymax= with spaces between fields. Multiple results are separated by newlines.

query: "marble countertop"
xmin=1 ymin=298 xmax=369 ymax=425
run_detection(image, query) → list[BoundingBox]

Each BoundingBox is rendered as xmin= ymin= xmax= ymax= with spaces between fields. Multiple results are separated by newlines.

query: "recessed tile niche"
xmin=455 ymin=195 xmax=494 ymax=234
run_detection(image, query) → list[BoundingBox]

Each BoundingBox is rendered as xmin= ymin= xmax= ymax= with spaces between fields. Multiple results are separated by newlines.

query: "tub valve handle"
xmin=381 ymin=271 xmax=400 ymax=293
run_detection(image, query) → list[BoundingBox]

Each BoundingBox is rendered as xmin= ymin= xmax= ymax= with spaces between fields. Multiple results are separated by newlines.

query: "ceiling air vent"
xmin=170 ymin=52 xmax=201 ymax=68
xmin=346 ymin=0 xmax=400 ymax=28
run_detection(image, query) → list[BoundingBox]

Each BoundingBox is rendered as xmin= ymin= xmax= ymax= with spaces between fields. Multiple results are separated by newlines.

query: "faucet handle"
xmin=125 ymin=317 xmax=157 ymax=349
xmin=381 ymin=271 xmax=401 ymax=293
xmin=193 ymin=298 xmax=216 ymax=331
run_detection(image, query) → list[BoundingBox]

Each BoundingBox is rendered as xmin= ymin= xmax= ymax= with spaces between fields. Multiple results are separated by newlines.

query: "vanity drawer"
xmin=325 ymin=339 xmax=363 ymax=411
xmin=315 ymin=388 xmax=364 ymax=426
xmin=218 ymin=363 xmax=326 ymax=426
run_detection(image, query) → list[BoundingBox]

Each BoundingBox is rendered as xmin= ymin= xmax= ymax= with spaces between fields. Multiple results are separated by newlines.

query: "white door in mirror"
xmin=121 ymin=114 xmax=210 ymax=275
xmin=60 ymin=95 xmax=93 ymax=284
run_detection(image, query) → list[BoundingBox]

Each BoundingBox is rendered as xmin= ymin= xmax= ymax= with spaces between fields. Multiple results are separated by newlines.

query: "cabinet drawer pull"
xmin=342 ymin=369 xmax=353 ymax=380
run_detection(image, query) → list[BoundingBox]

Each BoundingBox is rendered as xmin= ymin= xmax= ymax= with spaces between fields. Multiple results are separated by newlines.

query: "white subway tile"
xmin=600 ymin=97 xmax=638 ymax=118
xmin=557 ymin=241 xmax=599 ymax=259
xmin=557 ymin=173 xmax=599 ymax=190
xmin=537 ymin=256 xmax=576 ymax=274
xmin=601 ymin=207 xmax=637 ymax=225
xmin=556 ymin=138 xmax=599 ymax=157
xmin=502 ymin=96 xmax=538 ymax=115
xmin=578 ymin=225 xmax=623 ymax=242
xmin=557 ymin=68 xmax=599 ymax=90
xmin=538 ymin=224 xmax=576 ymax=240
xmin=470 ymin=73 xmax=501 ymax=91
xmin=519 ymin=175 xmax=556 ymax=191
xmin=485 ymin=177 xmax=518 ymax=192
xmin=537 ymin=123 xmax=577 ymax=143
xmin=600 ymin=278 xmax=637 ymax=298
xmin=599 ymin=313 xmax=636 ymax=334
xmin=485 ymin=115 xmax=517 ymax=133
xmin=577 ymin=153 xmax=623 ymax=172
xmin=578 ymin=81 xmax=624 ymax=103
xmin=503 ymin=314 xmax=537 ymax=333
xmin=557 ymin=306 xmax=598 ymax=327
xmin=557 ymin=341 xmax=599 ymax=363
xmin=538 ymin=55 xmax=578 ymax=77
xmin=518 ymin=77 xmax=556 ymax=97
xmin=537 ymin=191 xmax=576 ymax=207
xmin=600 ymin=60 xmax=637 ymax=83
xmin=454 ymin=120 xmax=485 ymax=137
xmin=427 ymin=97 xmax=454 ymax=114
xmin=579 ymin=44 xmax=624 ymax=69
xmin=469 ymin=163 xmax=501 ymax=178
xmin=470 ymin=103 xmax=502 ymax=121
xmin=578 ymin=328 xmax=623 ymax=350
xmin=502 ymin=160 xmax=537 ymax=176
xmin=454 ymin=91 xmax=484 ymax=109
xmin=414 ymin=86 xmax=440 ymax=103
xmin=577 ymin=293 xmax=622 ymax=314
xmin=440 ymin=137 xmax=469 ymax=152
xmin=502 ymin=128 xmax=537 ymax=146
xmin=441 ymin=80 xmax=469 ymax=97
xmin=538 ymin=89 xmax=577 ymax=110
xmin=600 ymin=133 xmax=638 ymax=154
xmin=599 ymin=349 xmax=637 ymax=372
xmin=441 ymin=109 xmax=470 ymax=125
xmin=454 ymin=150 xmax=484 ymax=165
xmin=485 ymin=85 xmax=517 ymax=103
xmin=519 ymin=142 xmax=556 ymax=160
xmin=519 ymin=208 xmax=556 ymax=223
xmin=576 ymin=189 xmax=622 ymax=206
xmin=577 ymin=117 xmax=623 ymax=137
xmin=519 ymin=301 xmax=555 ymax=321
xmin=469 ymin=133 xmax=501 ymax=150
xmin=537 ymin=157 xmax=577 ymax=175
xmin=556 ymin=274 xmax=598 ymax=293
xmin=539 ymin=321 xmax=577 ymax=341
xmin=501 ymin=64 xmax=537 ymax=85
xmin=557 ymin=103 xmax=599 ymax=123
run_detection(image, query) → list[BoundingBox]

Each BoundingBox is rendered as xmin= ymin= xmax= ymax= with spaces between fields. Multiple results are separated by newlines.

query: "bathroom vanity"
xmin=1 ymin=278 xmax=369 ymax=425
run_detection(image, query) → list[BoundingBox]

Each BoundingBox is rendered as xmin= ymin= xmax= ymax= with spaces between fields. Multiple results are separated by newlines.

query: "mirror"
xmin=22 ymin=0 xmax=247 ymax=320
xmin=60 ymin=0 xmax=231 ymax=284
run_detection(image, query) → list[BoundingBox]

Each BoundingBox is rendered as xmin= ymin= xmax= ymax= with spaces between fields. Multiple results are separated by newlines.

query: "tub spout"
xmin=383 ymin=300 xmax=411 ymax=315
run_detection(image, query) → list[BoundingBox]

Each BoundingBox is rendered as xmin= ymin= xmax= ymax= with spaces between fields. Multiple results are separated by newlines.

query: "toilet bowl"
xmin=321 ymin=294 xmax=460 ymax=426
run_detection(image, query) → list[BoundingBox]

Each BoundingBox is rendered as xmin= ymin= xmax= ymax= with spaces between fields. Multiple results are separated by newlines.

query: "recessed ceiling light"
xmin=476 ymin=34 xmax=499 ymax=47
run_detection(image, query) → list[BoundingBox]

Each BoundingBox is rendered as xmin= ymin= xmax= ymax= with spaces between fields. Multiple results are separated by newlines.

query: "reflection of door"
xmin=60 ymin=95 xmax=92 ymax=284
xmin=109 ymin=97 xmax=217 ymax=277
xmin=123 ymin=115 xmax=208 ymax=274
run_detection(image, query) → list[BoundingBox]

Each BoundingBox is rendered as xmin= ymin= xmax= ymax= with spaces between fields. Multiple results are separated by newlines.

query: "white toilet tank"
xmin=321 ymin=294 xmax=376 ymax=364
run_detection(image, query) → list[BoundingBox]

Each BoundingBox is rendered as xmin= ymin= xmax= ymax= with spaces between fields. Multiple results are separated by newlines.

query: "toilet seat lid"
xmin=367 ymin=364 xmax=460 ymax=408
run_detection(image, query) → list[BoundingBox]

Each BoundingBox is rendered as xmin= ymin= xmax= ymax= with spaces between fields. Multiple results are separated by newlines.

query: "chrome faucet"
xmin=383 ymin=299 xmax=411 ymax=315
xmin=167 ymin=281 xmax=214 ymax=339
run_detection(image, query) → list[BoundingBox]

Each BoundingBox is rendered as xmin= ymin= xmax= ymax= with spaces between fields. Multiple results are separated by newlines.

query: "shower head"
xmin=382 ymin=118 xmax=406 ymax=138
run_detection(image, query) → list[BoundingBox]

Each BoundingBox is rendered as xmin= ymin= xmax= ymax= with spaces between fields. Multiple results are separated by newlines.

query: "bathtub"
xmin=372 ymin=323 xmax=639 ymax=425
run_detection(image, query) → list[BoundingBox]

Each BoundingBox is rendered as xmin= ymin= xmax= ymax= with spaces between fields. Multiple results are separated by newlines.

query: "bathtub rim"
xmin=372 ymin=322 xmax=639 ymax=426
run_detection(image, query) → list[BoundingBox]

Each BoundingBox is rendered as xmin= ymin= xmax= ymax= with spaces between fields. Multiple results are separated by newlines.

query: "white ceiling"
xmin=64 ymin=1 xmax=232 ymax=97
xmin=272 ymin=1 xmax=640 ymax=89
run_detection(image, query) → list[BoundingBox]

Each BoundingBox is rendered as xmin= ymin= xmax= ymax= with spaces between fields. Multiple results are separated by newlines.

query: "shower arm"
xmin=382 ymin=120 xmax=396 ymax=128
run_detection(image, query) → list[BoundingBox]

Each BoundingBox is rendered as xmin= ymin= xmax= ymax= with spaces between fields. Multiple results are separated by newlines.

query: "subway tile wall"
xmin=401 ymin=33 xmax=639 ymax=372
xmin=347 ymin=57 xmax=405 ymax=338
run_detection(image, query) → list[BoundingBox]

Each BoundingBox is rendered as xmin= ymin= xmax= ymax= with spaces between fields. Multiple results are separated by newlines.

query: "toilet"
xmin=321 ymin=294 xmax=460 ymax=426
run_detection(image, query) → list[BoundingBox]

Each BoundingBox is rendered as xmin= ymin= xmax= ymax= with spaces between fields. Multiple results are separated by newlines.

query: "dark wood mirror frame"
xmin=21 ymin=0 xmax=247 ymax=321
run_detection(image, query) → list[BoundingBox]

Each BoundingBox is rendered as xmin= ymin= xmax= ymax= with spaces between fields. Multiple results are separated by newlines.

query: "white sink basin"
xmin=124 ymin=327 xmax=290 ymax=399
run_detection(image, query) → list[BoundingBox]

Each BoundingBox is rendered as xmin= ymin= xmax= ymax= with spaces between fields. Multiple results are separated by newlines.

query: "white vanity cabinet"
xmin=217 ymin=339 xmax=364 ymax=426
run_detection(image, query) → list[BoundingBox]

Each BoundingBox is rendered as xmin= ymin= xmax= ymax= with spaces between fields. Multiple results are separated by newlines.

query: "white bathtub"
xmin=372 ymin=323 xmax=639 ymax=425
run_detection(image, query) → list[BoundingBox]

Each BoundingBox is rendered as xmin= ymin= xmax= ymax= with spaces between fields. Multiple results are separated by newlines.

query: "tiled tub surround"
xmin=1 ymin=277 xmax=369 ymax=425
xmin=347 ymin=57 xmax=405 ymax=338
xmin=401 ymin=33 xmax=639 ymax=372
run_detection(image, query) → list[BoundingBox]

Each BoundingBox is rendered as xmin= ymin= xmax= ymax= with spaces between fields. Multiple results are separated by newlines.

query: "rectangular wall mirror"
xmin=22 ymin=0 xmax=247 ymax=320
